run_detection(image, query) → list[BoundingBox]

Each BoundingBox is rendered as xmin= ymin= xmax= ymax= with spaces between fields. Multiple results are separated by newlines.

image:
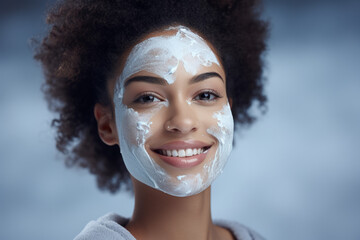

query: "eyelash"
xmin=133 ymin=90 xmax=222 ymax=104
xmin=133 ymin=92 xmax=162 ymax=104
xmin=193 ymin=90 xmax=221 ymax=102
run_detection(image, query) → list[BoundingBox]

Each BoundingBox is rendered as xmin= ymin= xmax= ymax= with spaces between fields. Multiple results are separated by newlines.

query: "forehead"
xmin=129 ymin=25 xmax=221 ymax=60
xmin=118 ymin=26 xmax=222 ymax=84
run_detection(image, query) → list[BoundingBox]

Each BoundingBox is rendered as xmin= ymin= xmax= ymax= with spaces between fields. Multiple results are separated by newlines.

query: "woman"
xmin=35 ymin=0 xmax=268 ymax=239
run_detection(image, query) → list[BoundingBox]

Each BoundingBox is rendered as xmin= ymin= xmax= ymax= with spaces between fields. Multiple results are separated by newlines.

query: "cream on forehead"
xmin=116 ymin=25 xmax=220 ymax=95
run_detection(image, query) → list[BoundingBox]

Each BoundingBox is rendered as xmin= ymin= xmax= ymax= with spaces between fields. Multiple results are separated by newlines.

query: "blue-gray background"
xmin=1 ymin=0 xmax=359 ymax=239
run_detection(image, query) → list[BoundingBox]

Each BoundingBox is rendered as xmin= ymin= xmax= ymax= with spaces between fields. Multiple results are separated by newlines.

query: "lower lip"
xmin=155 ymin=151 xmax=208 ymax=169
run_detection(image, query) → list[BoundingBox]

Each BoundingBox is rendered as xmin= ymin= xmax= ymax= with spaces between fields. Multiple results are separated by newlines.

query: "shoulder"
xmin=74 ymin=213 xmax=135 ymax=240
xmin=215 ymin=219 xmax=265 ymax=240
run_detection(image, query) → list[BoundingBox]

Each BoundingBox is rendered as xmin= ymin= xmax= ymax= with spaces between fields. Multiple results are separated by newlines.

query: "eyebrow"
xmin=124 ymin=72 xmax=223 ymax=88
xmin=190 ymin=72 xmax=224 ymax=84
xmin=124 ymin=76 xmax=167 ymax=88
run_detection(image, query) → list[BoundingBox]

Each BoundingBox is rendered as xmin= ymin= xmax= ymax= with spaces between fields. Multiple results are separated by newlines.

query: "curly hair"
xmin=34 ymin=0 xmax=268 ymax=193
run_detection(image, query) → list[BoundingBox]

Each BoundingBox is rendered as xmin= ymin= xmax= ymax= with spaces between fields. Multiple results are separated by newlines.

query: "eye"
xmin=134 ymin=93 xmax=161 ymax=104
xmin=194 ymin=90 xmax=221 ymax=102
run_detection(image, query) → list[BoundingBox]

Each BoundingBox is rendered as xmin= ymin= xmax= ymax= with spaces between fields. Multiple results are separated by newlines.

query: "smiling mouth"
xmin=154 ymin=146 xmax=211 ymax=158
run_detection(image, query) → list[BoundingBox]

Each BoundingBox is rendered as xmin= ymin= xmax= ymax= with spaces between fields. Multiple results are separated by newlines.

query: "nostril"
xmin=164 ymin=110 xmax=199 ymax=134
xmin=165 ymin=125 xmax=195 ymax=133
xmin=165 ymin=121 xmax=198 ymax=132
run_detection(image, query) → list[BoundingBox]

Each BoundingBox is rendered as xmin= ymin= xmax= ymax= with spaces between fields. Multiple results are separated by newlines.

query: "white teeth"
xmin=178 ymin=149 xmax=186 ymax=157
xmin=159 ymin=147 xmax=207 ymax=157
xmin=185 ymin=149 xmax=193 ymax=157
xmin=171 ymin=149 xmax=178 ymax=157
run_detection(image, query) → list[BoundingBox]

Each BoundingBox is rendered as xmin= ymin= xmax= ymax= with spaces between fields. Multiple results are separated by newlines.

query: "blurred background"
xmin=1 ymin=0 xmax=359 ymax=239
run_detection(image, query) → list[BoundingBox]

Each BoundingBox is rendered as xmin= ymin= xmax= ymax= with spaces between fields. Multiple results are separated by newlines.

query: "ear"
xmin=94 ymin=103 xmax=118 ymax=146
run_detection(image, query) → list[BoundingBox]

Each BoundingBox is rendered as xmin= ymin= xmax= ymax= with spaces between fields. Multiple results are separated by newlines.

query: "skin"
xmin=94 ymin=27 xmax=235 ymax=240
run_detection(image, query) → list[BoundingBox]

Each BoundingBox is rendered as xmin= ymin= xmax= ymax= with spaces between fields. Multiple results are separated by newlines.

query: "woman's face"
xmin=113 ymin=26 xmax=234 ymax=197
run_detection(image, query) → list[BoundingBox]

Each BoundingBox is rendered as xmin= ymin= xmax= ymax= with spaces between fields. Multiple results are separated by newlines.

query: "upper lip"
xmin=151 ymin=140 xmax=212 ymax=151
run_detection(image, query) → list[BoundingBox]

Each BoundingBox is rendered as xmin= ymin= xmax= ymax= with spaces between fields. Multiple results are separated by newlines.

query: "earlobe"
xmin=94 ymin=103 xmax=118 ymax=146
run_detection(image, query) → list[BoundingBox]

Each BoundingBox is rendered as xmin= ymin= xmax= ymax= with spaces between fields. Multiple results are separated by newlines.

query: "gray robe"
xmin=74 ymin=213 xmax=265 ymax=240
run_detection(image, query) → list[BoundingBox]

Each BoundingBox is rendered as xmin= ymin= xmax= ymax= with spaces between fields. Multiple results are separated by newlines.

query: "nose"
xmin=164 ymin=101 xmax=199 ymax=134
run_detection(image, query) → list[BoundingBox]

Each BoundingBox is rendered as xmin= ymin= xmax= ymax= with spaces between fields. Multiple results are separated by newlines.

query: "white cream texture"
xmin=114 ymin=26 xmax=234 ymax=197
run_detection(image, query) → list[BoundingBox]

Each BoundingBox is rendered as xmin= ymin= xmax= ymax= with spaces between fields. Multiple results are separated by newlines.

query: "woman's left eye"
xmin=194 ymin=91 xmax=220 ymax=102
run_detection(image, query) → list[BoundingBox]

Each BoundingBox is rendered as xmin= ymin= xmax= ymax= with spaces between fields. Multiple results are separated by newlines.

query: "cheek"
xmin=207 ymin=103 xmax=234 ymax=146
xmin=197 ymin=106 xmax=226 ymax=130
xmin=140 ymin=109 xmax=166 ymax=138
xmin=121 ymin=103 xmax=170 ymax=145
xmin=120 ymin=107 xmax=153 ymax=146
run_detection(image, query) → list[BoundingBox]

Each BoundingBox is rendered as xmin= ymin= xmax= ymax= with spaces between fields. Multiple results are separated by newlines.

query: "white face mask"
xmin=113 ymin=26 xmax=234 ymax=197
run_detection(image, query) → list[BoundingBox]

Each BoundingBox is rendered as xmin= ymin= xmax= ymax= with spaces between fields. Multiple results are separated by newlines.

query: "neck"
xmin=126 ymin=178 xmax=221 ymax=240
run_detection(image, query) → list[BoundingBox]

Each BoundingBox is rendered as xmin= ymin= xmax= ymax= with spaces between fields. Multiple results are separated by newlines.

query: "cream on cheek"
xmin=205 ymin=103 xmax=234 ymax=183
xmin=113 ymin=26 xmax=233 ymax=197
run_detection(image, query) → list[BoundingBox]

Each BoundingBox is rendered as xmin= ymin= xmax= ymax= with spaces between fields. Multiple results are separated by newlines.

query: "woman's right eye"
xmin=134 ymin=94 xmax=161 ymax=104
